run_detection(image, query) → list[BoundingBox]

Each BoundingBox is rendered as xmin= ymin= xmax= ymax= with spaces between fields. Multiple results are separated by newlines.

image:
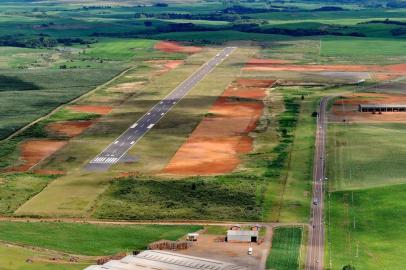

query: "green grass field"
xmin=328 ymin=123 xmax=406 ymax=191
xmin=0 ymin=243 xmax=89 ymax=270
xmin=327 ymin=184 xmax=406 ymax=270
xmin=279 ymin=89 xmax=319 ymax=223
xmin=321 ymin=38 xmax=406 ymax=63
xmin=266 ymin=227 xmax=303 ymax=270
xmin=0 ymin=221 xmax=201 ymax=256
xmin=93 ymin=177 xmax=261 ymax=221
xmin=0 ymin=68 xmax=122 ymax=140
xmin=0 ymin=173 xmax=57 ymax=215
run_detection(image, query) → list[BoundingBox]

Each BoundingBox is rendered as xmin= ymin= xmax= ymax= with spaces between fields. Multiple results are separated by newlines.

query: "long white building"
xmin=85 ymin=250 xmax=247 ymax=270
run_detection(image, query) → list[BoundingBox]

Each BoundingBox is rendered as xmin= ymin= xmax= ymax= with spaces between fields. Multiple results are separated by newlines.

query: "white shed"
xmin=227 ymin=230 xmax=259 ymax=243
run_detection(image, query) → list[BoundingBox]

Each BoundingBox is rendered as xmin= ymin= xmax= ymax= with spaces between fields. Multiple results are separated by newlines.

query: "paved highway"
xmin=85 ymin=46 xmax=237 ymax=171
xmin=305 ymin=96 xmax=329 ymax=270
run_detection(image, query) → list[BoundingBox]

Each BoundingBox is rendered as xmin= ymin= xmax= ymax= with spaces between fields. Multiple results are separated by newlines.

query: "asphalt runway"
xmin=305 ymin=96 xmax=329 ymax=270
xmin=85 ymin=46 xmax=237 ymax=172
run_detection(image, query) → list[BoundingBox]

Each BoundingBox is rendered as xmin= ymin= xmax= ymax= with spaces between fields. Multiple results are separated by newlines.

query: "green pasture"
xmin=0 ymin=68 xmax=122 ymax=140
xmin=327 ymin=184 xmax=406 ymax=270
xmin=84 ymin=39 xmax=185 ymax=61
xmin=94 ymin=177 xmax=261 ymax=221
xmin=266 ymin=227 xmax=303 ymax=270
xmin=321 ymin=38 xmax=406 ymax=63
xmin=0 ymin=173 xmax=57 ymax=215
xmin=328 ymin=123 xmax=406 ymax=191
xmin=279 ymin=89 xmax=318 ymax=223
xmin=0 ymin=221 xmax=201 ymax=256
xmin=0 ymin=243 xmax=88 ymax=270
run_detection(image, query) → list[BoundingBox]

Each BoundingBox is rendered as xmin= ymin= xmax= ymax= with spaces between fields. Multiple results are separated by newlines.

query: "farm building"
xmin=226 ymin=225 xmax=261 ymax=243
xmin=359 ymin=104 xmax=406 ymax=112
xmin=227 ymin=230 xmax=259 ymax=243
xmin=84 ymin=250 xmax=247 ymax=270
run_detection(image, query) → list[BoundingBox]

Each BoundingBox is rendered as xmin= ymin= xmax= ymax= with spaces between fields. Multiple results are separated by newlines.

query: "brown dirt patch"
xmin=330 ymin=93 xmax=406 ymax=122
xmin=175 ymin=234 xmax=265 ymax=268
xmin=146 ymin=60 xmax=185 ymax=74
xmin=67 ymin=105 xmax=112 ymax=115
xmin=6 ymin=140 xmax=67 ymax=172
xmin=372 ymin=73 xmax=402 ymax=81
xmin=154 ymin=41 xmax=202 ymax=54
xmin=163 ymin=79 xmax=275 ymax=175
xmin=46 ymin=121 xmax=94 ymax=137
xmin=109 ymin=82 xmax=145 ymax=93
xmin=33 ymin=169 xmax=65 ymax=175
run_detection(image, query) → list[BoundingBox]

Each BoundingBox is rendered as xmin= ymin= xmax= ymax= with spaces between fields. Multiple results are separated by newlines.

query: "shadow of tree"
xmin=0 ymin=75 xmax=41 ymax=91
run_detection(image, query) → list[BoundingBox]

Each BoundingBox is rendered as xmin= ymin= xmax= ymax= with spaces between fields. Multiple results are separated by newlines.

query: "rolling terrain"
xmin=0 ymin=0 xmax=405 ymax=269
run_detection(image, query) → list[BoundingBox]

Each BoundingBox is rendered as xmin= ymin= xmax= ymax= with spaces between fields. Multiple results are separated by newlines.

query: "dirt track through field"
xmin=67 ymin=105 xmax=112 ymax=115
xmin=163 ymin=79 xmax=275 ymax=175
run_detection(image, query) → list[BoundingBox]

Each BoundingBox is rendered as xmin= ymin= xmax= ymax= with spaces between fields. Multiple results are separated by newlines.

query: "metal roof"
xmin=84 ymin=250 xmax=247 ymax=270
xmin=227 ymin=230 xmax=258 ymax=237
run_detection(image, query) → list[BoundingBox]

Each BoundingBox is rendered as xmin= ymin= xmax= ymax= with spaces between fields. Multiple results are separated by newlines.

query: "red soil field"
xmin=154 ymin=41 xmax=202 ymax=54
xmin=372 ymin=73 xmax=402 ymax=81
xmin=67 ymin=105 xmax=112 ymax=115
xmin=331 ymin=93 xmax=406 ymax=122
xmin=46 ymin=121 xmax=94 ymax=137
xmin=5 ymin=140 xmax=67 ymax=172
xmin=163 ymin=79 xmax=276 ymax=175
xmin=146 ymin=60 xmax=184 ymax=74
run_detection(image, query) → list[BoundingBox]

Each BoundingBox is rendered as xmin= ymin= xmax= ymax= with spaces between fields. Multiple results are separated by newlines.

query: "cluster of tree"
xmin=81 ymin=6 xmax=112 ymax=10
xmin=391 ymin=27 xmax=406 ymax=36
xmin=56 ymin=38 xmax=96 ymax=46
xmin=387 ymin=0 xmax=406 ymax=8
xmin=0 ymin=36 xmax=57 ymax=48
xmin=235 ymin=25 xmax=366 ymax=37
xmin=0 ymin=35 xmax=96 ymax=49
xmin=313 ymin=6 xmax=347 ymax=11
xmin=134 ymin=12 xmax=246 ymax=22
xmin=154 ymin=3 xmax=168 ymax=7
xmin=361 ymin=19 xmax=406 ymax=26
xmin=92 ymin=19 xmax=366 ymax=38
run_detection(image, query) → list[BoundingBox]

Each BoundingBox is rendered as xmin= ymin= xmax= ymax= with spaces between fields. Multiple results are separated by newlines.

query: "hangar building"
xmin=359 ymin=104 xmax=406 ymax=112
xmin=84 ymin=250 xmax=247 ymax=270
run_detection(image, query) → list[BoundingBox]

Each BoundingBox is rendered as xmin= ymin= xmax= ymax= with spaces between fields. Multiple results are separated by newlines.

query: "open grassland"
xmin=0 ymin=243 xmax=89 ymax=270
xmin=321 ymin=38 xmax=406 ymax=64
xmin=0 ymin=173 xmax=57 ymax=215
xmin=84 ymin=39 xmax=185 ymax=61
xmin=93 ymin=177 xmax=261 ymax=220
xmin=0 ymin=68 xmax=122 ymax=140
xmin=266 ymin=227 xmax=303 ymax=270
xmin=327 ymin=184 xmax=406 ymax=270
xmin=15 ymin=46 xmax=255 ymax=218
xmin=0 ymin=221 xmax=201 ymax=256
xmin=278 ymin=89 xmax=319 ymax=223
xmin=328 ymin=123 xmax=406 ymax=191
xmin=94 ymin=85 xmax=319 ymax=222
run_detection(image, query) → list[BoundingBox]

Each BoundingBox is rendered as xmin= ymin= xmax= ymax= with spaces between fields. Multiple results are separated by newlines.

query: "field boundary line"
xmin=0 ymin=67 xmax=133 ymax=143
